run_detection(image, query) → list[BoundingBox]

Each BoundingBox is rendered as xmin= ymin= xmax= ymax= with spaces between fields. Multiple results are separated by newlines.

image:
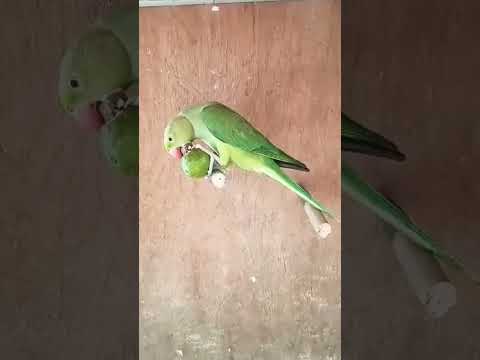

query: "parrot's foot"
xmin=192 ymin=142 xmax=223 ymax=177
xmin=103 ymin=88 xmax=128 ymax=110
xmin=99 ymin=84 xmax=138 ymax=124
xmin=186 ymin=142 xmax=226 ymax=187
xmin=192 ymin=143 xmax=221 ymax=164
xmin=207 ymin=154 xmax=215 ymax=176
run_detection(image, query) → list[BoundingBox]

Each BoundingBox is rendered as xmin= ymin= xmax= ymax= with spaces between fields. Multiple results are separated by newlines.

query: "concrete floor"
xmin=140 ymin=1 xmax=340 ymax=359
xmin=343 ymin=1 xmax=480 ymax=358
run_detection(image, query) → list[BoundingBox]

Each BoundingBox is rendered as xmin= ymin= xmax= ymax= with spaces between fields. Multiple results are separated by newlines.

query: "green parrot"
xmin=164 ymin=102 xmax=336 ymax=219
xmin=58 ymin=7 xmax=138 ymax=130
xmin=58 ymin=7 xmax=139 ymax=176
xmin=341 ymin=115 xmax=478 ymax=283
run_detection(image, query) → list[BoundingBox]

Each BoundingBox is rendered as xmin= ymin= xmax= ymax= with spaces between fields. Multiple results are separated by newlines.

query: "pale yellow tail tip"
xmin=304 ymin=202 xmax=332 ymax=239
xmin=393 ymin=231 xmax=457 ymax=318
xmin=425 ymin=282 xmax=457 ymax=319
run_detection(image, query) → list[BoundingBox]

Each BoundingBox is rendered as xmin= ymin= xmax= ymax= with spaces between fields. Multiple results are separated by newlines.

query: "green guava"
xmin=99 ymin=106 xmax=138 ymax=176
xmin=181 ymin=149 xmax=211 ymax=179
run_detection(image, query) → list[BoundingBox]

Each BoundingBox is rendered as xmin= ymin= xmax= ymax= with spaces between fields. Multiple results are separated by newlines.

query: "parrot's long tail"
xmin=342 ymin=163 xmax=480 ymax=286
xmin=262 ymin=163 xmax=337 ymax=221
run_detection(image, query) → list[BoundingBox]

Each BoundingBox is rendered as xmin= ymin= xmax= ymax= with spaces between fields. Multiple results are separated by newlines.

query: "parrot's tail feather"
xmin=341 ymin=138 xmax=406 ymax=161
xmin=262 ymin=164 xmax=337 ymax=221
xmin=275 ymin=160 xmax=310 ymax=172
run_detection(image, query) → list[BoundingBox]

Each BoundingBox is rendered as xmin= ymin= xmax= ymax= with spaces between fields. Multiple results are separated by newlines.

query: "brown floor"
xmin=343 ymin=1 xmax=480 ymax=358
xmin=140 ymin=1 xmax=340 ymax=359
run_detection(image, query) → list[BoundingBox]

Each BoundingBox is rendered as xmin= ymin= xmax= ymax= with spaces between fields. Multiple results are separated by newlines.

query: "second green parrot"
xmin=164 ymin=102 xmax=336 ymax=219
xmin=58 ymin=7 xmax=139 ymax=176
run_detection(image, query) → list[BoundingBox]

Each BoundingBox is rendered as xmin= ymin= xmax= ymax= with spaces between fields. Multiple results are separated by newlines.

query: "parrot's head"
xmin=59 ymin=28 xmax=133 ymax=131
xmin=164 ymin=115 xmax=194 ymax=159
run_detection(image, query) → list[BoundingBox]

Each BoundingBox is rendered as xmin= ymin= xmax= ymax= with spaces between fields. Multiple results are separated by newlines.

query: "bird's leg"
xmin=208 ymin=156 xmax=215 ymax=177
xmin=192 ymin=143 xmax=221 ymax=176
xmin=192 ymin=143 xmax=220 ymax=162
xmin=189 ymin=142 xmax=228 ymax=189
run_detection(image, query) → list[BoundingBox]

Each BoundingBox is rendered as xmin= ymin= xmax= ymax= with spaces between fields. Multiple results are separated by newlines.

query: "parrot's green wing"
xmin=201 ymin=102 xmax=309 ymax=171
xmin=342 ymin=112 xmax=405 ymax=161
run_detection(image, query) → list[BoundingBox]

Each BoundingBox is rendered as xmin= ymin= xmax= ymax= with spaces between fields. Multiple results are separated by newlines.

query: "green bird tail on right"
xmin=342 ymin=163 xmax=480 ymax=285
xmin=262 ymin=162 xmax=337 ymax=221
xmin=341 ymin=113 xmax=406 ymax=161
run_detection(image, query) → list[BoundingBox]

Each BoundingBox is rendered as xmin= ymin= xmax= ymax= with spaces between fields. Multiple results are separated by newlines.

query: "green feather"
xmin=262 ymin=160 xmax=337 ymax=220
xmin=341 ymin=112 xmax=405 ymax=161
xmin=200 ymin=102 xmax=309 ymax=171
xmin=342 ymin=163 xmax=465 ymax=269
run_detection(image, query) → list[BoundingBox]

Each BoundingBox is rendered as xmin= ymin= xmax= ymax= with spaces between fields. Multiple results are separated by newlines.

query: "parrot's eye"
xmin=69 ymin=79 xmax=79 ymax=88
xmin=168 ymin=137 xmax=173 ymax=142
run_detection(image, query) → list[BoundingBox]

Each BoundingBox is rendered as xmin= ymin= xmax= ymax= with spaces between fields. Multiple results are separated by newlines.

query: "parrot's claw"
xmin=192 ymin=143 xmax=222 ymax=176
xmin=188 ymin=142 xmax=225 ymax=187
xmin=98 ymin=83 xmax=138 ymax=124
xmin=192 ymin=143 xmax=220 ymax=162
xmin=207 ymin=155 xmax=215 ymax=176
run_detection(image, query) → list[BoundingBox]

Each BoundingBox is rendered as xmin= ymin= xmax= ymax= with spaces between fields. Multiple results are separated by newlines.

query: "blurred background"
xmin=0 ymin=1 xmax=138 ymax=358
xmin=343 ymin=1 xmax=480 ymax=358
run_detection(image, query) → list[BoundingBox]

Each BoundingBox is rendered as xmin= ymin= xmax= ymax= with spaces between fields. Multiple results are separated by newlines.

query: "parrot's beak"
xmin=72 ymin=102 xmax=106 ymax=131
xmin=169 ymin=147 xmax=183 ymax=159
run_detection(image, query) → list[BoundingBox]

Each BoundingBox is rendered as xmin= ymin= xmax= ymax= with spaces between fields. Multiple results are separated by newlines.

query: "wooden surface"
xmin=140 ymin=1 xmax=340 ymax=359
xmin=343 ymin=1 xmax=480 ymax=358
xmin=0 ymin=2 xmax=138 ymax=358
